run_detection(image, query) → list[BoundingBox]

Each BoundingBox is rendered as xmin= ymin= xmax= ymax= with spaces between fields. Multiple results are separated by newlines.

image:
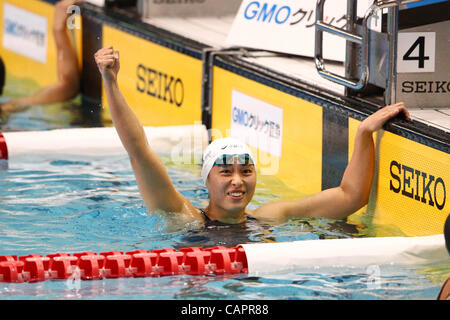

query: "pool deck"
xmin=145 ymin=15 xmax=450 ymax=134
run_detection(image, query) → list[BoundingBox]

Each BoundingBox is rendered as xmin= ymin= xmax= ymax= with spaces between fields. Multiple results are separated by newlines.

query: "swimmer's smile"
xmin=227 ymin=190 xmax=245 ymax=201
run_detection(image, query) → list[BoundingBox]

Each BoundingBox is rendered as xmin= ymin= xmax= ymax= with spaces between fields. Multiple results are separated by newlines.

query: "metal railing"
xmin=314 ymin=0 xmax=423 ymax=101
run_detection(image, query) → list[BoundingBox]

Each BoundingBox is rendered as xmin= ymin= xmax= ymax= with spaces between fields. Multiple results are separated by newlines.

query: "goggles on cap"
xmin=213 ymin=153 xmax=254 ymax=167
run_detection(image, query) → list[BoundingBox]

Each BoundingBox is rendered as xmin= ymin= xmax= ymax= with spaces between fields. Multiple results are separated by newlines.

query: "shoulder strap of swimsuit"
xmin=199 ymin=208 xmax=211 ymax=221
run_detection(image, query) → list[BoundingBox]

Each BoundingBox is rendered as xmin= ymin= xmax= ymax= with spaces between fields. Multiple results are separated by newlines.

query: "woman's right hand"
xmin=94 ymin=46 xmax=120 ymax=82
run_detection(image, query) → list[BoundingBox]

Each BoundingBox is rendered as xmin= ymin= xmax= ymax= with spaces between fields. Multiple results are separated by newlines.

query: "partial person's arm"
xmin=0 ymin=0 xmax=80 ymax=114
xmin=94 ymin=46 xmax=200 ymax=219
xmin=438 ymin=276 xmax=450 ymax=300
xmin=253 ymin=103 xmax=410 ymax=220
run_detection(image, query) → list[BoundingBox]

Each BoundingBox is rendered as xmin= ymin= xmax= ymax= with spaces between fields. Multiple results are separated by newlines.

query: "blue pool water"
xmin=0 ymin=152 xmax=448 ymax=300
xmin=0 ymin=95 xmax=449 ymax=300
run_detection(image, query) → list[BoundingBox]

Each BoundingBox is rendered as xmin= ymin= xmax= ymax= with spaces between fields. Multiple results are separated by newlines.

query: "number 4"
xmin=397 ymin=32 xmax=435 ymax=73
xmin=402 ymin=36 xmax=429 ymax=69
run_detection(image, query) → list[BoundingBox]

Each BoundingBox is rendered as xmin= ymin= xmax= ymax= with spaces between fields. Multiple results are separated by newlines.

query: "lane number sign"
xmin=397 ymin=32 xmax=436 ymax=73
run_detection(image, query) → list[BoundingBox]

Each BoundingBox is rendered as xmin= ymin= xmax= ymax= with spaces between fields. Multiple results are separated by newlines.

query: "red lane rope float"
xmin=0 ymin=246 xmax=248 ymax=283
xmin=0 ymin=133 xmax=8 ymax=160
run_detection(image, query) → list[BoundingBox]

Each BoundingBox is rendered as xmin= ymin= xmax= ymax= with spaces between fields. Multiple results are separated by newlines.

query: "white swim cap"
xmin=201 ymin=137 xmax=256 ymax=184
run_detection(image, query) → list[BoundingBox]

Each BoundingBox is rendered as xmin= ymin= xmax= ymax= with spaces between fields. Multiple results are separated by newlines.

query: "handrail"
xmin=314 ymin=0 xmax=416 ymax=92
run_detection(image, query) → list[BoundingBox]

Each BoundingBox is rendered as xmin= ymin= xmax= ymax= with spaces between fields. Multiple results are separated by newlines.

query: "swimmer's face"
xmin=206 ymin=160 xmax=256 ymax=215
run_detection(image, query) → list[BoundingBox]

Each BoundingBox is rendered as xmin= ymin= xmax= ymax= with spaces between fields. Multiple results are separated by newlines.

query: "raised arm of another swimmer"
xmin=0 ymin=0 xmax=80 ymax=115
xmin=252 ymin=102 xmax=410 ymax=220
xmin=94 ymin=46 xmax=201 ymax=220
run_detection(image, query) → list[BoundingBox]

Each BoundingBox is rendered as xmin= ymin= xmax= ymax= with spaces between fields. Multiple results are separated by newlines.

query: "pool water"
xmin=0 ymin=153 xmax=448 ymax=300
xmin=0 ymin=74 xmax=103 ymax=132
xmin=0 ymin=154 xmax=357 ymax=255
xmin=0 ymin=79 xmax=449 ymax=300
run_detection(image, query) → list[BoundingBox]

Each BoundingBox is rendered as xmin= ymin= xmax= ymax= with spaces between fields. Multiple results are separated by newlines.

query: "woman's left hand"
xmin=359 ymin=102 xmax=410 ymax=134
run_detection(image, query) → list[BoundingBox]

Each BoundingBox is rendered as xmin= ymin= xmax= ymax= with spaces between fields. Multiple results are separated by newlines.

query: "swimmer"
xmin=437 ymin=214 xmax=450 ymax=300
xmin=0 ymin=56 xmax=5 ymax=96
xmin=95 ymin=46 xmax=410 ymax=224
xmin=0 ymin=0 xmax=81 ymax=116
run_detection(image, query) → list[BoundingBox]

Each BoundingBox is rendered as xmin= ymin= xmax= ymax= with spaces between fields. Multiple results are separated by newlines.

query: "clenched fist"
xmin=94 ymin=46 xmax=120 ymax=82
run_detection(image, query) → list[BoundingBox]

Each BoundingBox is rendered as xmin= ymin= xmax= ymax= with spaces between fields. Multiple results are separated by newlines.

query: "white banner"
xmin=141 ymin=0 xmax=242 ymax=17
xmin=226 ymin=0 xmax=377 ymax=62
xmin=231 ymin=90 xmax=283 ymax=158
xmin=2 ymin=3 xmax=48 ymax=64
xmin=397 ymin=32 xmax=436 ymax=73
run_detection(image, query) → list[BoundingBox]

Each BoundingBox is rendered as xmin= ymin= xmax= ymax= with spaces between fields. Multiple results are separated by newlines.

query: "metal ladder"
xmin=314 ymin=0 xmax=425 ymax=105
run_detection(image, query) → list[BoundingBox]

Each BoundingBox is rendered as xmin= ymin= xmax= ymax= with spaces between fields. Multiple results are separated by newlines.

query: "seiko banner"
xmin=226 ymin=0 xmax=377 ymax=61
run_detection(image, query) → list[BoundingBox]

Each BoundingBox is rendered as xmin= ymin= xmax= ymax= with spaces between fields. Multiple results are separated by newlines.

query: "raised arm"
xmin=0 ymin=0 xmax=80 ymax=115
xmin=94 ymin=46 xmax=200 ymax=219
xmin=254 ymin=102 xmax=410 ymax=220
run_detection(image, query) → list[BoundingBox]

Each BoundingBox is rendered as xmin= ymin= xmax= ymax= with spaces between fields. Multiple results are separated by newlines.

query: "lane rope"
xmin=0 ymin=246 xmax=248 ymax=283
xmin=0 ymin=133 xmax=7 ymax=160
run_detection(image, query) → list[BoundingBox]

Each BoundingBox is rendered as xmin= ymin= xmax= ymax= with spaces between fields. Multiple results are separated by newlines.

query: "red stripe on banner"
xmin=0 ymin=133 xmax=8 ymax=160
